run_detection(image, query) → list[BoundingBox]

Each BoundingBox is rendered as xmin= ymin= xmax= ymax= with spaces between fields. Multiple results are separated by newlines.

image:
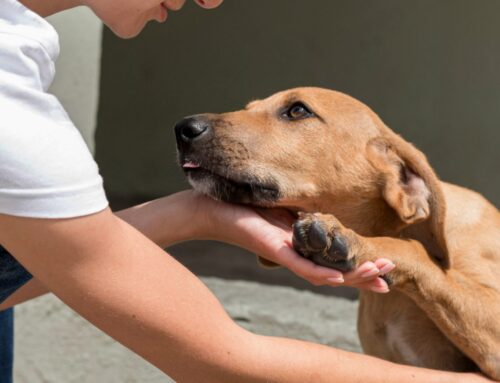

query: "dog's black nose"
xmin=175 ymin=117 xmax=210 ymax=142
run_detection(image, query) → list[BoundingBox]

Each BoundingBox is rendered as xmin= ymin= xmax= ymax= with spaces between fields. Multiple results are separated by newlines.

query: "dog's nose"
xmin=175 ymin=117 xmax=210 ymax=142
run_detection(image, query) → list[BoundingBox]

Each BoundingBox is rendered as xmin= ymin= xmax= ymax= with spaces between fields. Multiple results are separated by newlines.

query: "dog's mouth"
xmin=181 ymin=160 xmax=281 ymax=205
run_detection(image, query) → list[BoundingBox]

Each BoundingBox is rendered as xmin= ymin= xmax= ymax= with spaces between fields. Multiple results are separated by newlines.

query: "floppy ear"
xmin=366 ymin=135 xmax=449 ymax=267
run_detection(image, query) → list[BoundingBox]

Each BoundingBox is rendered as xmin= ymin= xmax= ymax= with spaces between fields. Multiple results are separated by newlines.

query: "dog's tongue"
xmin=183 ymin=161 xmax=200 ymax=169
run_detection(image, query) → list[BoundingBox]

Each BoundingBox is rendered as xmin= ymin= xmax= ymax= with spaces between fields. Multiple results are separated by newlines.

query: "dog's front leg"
xmin=292 ymin=212 xmax=500 ymax=380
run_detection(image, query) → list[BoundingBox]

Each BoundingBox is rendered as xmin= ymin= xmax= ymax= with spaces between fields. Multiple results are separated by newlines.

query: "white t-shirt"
xmin=0 ymin=0 xmax=108 ymax=218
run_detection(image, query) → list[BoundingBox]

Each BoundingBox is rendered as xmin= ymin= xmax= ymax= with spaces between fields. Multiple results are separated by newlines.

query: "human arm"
xmin=0 ymin=190 xmax=388 ymax=310
xmin=116 ymin=190 xmax=394 ymax=290
xmin=0 ymin=209 xmax=492 ymax=383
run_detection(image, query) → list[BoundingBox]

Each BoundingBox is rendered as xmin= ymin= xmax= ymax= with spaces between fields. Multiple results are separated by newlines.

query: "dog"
xmin=174 ymin=87 xmax=500 ymax=379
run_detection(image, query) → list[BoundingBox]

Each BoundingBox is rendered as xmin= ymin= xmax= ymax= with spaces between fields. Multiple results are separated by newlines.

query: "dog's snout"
xmin=175 ymin=117 xmax=210 ymax=143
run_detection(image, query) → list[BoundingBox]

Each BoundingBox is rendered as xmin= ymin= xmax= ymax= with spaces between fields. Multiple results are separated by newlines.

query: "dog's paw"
xmin=292 ymin=212 xmax=359 ymax=272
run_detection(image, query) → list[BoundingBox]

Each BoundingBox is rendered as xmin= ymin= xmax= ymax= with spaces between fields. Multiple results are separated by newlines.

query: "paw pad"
xmin=292 ymin=214 xmax=354 ymax=271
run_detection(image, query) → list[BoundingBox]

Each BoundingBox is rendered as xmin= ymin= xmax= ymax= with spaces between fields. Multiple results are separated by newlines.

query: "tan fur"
xmin=183 ymin=87 xmax=500 ymax=378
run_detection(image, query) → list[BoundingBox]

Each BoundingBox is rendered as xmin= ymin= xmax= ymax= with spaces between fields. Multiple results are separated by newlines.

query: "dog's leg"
xmin=293 ymin=212 xmax=500 ymax=379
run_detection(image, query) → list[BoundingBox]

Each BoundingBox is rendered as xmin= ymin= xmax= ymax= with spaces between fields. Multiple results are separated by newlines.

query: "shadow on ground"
xmin=169 ymin=241 xmax=358 ymax=300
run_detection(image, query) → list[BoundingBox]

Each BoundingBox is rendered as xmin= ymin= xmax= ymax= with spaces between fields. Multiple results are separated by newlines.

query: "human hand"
xmin=194 ymin=192 xmax=394 ymax=293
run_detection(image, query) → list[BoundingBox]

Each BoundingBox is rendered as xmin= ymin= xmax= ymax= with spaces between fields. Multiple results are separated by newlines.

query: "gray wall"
xmin=96 ymin=0 xmax=500 ymax=207
xmin=48 ymin=6 xmax=102 ymax=153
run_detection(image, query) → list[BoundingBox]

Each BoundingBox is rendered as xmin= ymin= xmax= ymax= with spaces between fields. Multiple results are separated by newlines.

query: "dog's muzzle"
xmin=174 ymin=115 xmax=281 ymax=205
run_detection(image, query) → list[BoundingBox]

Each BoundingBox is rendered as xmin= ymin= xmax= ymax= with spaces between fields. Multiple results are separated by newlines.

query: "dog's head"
xmin=175 ymin=87 xmax=449 ymax=266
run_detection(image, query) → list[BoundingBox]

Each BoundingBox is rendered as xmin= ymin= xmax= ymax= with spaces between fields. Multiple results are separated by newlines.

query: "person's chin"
xmin=108 ymin=18 xmax=148 ymax=39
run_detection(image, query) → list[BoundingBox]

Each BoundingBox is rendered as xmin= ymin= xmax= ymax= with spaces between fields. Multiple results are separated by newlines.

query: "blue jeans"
xmin=0 ymin=246 xmax=33 ymax=383
xmin=0 ymin=308 xmax=13 ymax=383
xmin=0 ymin=247 xmax=33 ymax=304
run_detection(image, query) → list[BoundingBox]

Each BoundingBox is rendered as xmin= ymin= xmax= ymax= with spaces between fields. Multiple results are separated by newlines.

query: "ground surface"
xmin=14 ymin=277 xmax=361 ymax=383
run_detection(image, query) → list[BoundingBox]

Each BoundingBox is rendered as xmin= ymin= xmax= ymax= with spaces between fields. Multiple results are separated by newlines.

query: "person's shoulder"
xmin=0 ymin=2 xmax=60 ymax=94
xmin=0 ymin=0 xmax=59 ymax=62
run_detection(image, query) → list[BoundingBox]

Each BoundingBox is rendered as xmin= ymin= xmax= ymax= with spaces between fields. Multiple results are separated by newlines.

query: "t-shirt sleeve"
xmin=0 ymin=52 xmax=108 ymax=219
xmin=0 ymin=97 xmax=109 ymax=218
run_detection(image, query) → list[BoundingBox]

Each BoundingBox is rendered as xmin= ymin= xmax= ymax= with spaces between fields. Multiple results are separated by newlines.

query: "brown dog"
xmin=174 ymin=87 xmax=500 ymax=379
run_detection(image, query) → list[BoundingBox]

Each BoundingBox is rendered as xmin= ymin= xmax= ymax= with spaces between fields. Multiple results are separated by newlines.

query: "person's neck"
xmin=19 ymin=0 xmax=83 ymax=17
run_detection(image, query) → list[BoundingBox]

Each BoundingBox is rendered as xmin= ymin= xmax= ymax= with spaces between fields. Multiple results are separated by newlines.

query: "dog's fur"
xmin=175 ymin=87 xmax=500 ymax=379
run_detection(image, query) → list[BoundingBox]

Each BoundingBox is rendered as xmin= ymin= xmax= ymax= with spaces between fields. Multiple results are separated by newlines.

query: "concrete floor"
xmin=14 ymin=277 xmax=360 ymax=382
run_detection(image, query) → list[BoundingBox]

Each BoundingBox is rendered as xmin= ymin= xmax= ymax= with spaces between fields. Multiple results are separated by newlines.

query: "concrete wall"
xmin=47 ymin=6 xmax=103 ymax=153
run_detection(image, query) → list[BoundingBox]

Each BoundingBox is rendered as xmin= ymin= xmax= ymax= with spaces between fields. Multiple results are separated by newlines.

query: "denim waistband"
xmin=0 ymin=246 xmax=33 ymax=304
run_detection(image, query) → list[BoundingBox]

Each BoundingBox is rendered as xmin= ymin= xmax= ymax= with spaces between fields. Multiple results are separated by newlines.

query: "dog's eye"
xmin=283 ymin=102 xmax=314 ymax=120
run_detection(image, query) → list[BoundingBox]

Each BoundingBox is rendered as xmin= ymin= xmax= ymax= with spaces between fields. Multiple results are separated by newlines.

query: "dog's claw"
xmin=380 ymin=274 xmax=393 ymax=286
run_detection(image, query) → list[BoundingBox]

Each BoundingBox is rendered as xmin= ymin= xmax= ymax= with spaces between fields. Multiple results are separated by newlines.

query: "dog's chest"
xmin=384 ymin=319 xmax=423 ymax=365
xmin=357 ymin=292 xmax=466 ymax=370
xmin=358 ymin=293 xmax=426 ymax=366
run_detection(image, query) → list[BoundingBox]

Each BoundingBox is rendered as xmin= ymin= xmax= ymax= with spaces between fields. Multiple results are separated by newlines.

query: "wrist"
xmin=115 ymin=190 xmax=210 ymax=248
xmin=156 ymin=190 xmax=216 ymax=246
xmin=175 ymin=190 xmax=218 ymax=242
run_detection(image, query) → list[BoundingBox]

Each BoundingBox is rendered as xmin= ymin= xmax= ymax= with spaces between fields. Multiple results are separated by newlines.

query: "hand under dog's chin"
xmin=185 ymin=168 xmax=281 ymax=206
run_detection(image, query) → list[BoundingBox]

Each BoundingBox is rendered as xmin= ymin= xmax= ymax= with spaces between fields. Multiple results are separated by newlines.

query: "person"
xmin=0 ymin=0 xmax=493 ymax=382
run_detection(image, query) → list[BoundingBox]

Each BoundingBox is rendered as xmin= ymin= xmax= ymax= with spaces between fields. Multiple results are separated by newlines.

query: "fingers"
xmin=245 ymin=219 xmax=345 ymax=286
xmin=373 ymin=258 xmax=396 ymax=273
xmin=233 ymin=205 xmax=395 ymax=291
xmin=273 ymin=246 xmax=345 ymax=286
xmin=193 ymin=0 xmax=224 ymax=9
xmin=263 ymin=239 xmax=395 ymax=291
xmin=164 ymin=0 xmax=187 ymax=10
xmin=343 ymin=259 xmax=395 ymax=293
xmin=344 ymin=259 xmax=392 ymax=283
xmin=356 ymin=278 xmax=390 ymax=293
xmin=343 ymin=261 xmax=379 ymax=282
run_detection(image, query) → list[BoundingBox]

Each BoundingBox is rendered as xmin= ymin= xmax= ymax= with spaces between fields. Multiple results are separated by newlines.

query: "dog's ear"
xmin=257 ymin=256 xmax=281 ymax=268
xmin=366 ymin=135 xmax=449 ymax=267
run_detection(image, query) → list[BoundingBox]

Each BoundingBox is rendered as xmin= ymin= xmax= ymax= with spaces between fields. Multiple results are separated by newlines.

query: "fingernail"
xmin=327 ymin=277 xmax=344 ymax=284
xmin=361 ymin=268 xmax=380 ymax=278
xmin=379 ymin=263 xmax=395 ymax=275
xmin=370 ymin=286 xmax=390 ymax=293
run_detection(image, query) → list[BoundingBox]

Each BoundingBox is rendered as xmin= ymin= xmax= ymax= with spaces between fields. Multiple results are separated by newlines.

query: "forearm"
xmin=1 ymin=192 xmax=199 ymax=310
xmin=115 ymin=190 xmax=206 ymax=248
xmin=242 ymin=335 xmax=481 ymax=383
